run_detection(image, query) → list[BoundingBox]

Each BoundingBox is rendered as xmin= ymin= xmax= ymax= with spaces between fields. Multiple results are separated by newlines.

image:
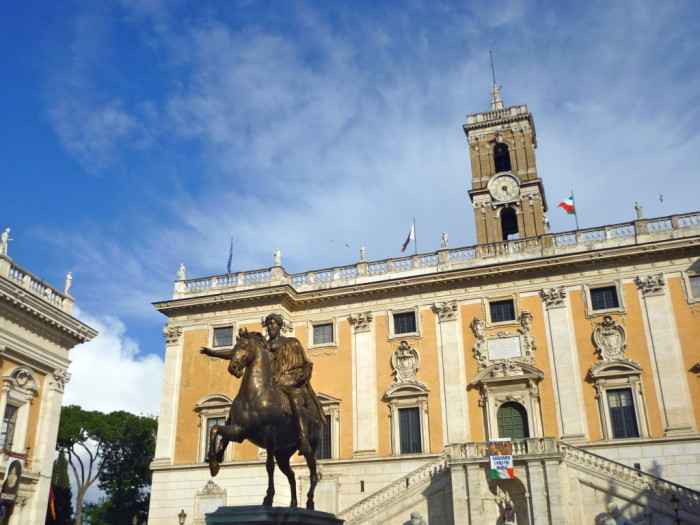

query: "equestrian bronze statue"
xmin=200 ymin=314 xmax=326 ymax=509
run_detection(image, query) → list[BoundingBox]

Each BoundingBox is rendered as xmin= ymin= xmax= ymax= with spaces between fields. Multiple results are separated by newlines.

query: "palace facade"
xmin=0 ymin=243 xmax=97 ymax=524
xmin=149 ymin=90 xmax=700 ymax=525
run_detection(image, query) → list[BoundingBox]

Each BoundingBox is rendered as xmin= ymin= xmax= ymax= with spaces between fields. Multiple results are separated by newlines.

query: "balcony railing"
xmin=173 ymin=211 xmax=700 ymax=299
xmin=0 ymin=256 xmax=74 ymax=313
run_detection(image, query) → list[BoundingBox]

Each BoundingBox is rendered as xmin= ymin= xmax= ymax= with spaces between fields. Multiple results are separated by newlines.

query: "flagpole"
xmin=413 ymin=217 xmax=417 ymax=255
xmin=571 ymin=189 xmax=580 ymax=230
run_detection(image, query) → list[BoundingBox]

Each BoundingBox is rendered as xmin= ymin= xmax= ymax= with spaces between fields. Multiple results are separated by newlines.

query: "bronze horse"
xmin=204 ymin=329 xmax=321 ymax=509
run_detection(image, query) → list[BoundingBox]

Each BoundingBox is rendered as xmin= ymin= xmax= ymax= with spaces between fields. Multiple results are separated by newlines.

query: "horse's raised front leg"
xmin=208 ymin=424 xmax=242 ymax=477
xmin=274 ymin=448 xmax=298 ymax=508
xmin=304 ymin=450 xmax=318 ymax=510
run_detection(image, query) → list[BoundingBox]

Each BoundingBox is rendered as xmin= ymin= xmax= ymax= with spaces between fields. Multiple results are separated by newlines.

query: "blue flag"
xmin=227 ymin=238 xmax=233 ymax=274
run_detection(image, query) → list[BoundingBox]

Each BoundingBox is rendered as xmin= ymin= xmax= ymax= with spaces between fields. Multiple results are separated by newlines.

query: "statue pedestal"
xmin=205 ymin=506 xmax=344 ymax=525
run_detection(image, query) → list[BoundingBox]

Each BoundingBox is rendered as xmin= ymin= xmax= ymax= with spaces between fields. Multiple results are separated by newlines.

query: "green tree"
xmin=56 ymin=406 xmax=157 ymax=525
xmin=45 ymin=449 xmax=74 ymax=525
xmin=94 ymin=412 xmax=157 ymax=524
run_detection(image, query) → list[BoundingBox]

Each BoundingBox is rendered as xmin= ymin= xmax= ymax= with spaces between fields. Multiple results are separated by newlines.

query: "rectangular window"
xmin=207 ymin=416 xmax=226 ymax=455
xmin=607 ymin=389 xmax=639 ymax=439
xmin=690 ymin=275 xmax=700 ymax=299
xmin=393 ymin=312 xmax=417 ymax=334
xmin=213 ymin=326 xmax=233 ymax=347
xmin=317 ymin=414 xmax=332 ymax=460
xmin=313 ymin=324 xmax=334 ymax=345
xmin=590 ymin=286 xmax=620 ymax=311
xmin=490 ymin=300 xmax=516 ymax=323
xmin=0 ymin=405 xmax=18 ymax=450
xmin=398 ymin=407 xmax=422 ymax=454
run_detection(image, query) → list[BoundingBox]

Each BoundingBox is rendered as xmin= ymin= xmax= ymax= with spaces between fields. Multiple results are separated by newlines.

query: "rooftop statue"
xmin=200 ymin=314 xmax=326 ymax=509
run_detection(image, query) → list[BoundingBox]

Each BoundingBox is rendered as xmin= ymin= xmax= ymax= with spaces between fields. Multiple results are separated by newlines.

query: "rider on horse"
xmin=263 ymin=313 xmax=325 ymax=457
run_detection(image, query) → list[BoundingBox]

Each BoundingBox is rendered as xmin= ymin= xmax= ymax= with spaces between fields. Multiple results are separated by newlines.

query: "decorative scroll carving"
xmin=471 ymin=311 xmax=537 ymax=371
xmin=540 ymin=286 xmax=567 ymax=308
xmin=518 ymin=310 xmax=536 ymax=363
xmin=348 ymin=312 xmax=373 ymax=333
xmin=51 ymin=369 xmax=71 ymax=392
xmin=390 ymin=341 xmax=425 ymax=388
xmin=635 ymin=274 xmax=666 ymax=296
xmin=163 ymin=326 xmax=182 ymax=346
xmin=593 ymin=315 xmax=627 ymax=361
xmin=432 ymin=301 xmax=457 ymax=321
xmin=470 ymin=316 xmax=488 ymax=370
xmin=199 ymin=480 xmax=225 ymax=495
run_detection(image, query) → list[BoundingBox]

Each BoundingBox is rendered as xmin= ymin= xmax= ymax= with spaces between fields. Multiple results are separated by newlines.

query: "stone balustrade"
xmin=338 ymin=453 xmax=450 ymax=524
xmin=0 ymin=255 xmax=74 ymax=314
xmin=173 ymin=211 xmax=700 ymax=299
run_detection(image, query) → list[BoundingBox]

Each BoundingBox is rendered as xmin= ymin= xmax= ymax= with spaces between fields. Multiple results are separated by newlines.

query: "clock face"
xmin=488 ymin=174 xmax=520 ymax=202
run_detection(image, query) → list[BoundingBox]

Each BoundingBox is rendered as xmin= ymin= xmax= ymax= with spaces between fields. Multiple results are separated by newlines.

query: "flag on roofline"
xmin=557 ymin=194 xmax=575 ymax=215
xmin=226 ymin=238 xmax=233 ymax=274
xmin=401 ymin=222 xmax=415 ymax=252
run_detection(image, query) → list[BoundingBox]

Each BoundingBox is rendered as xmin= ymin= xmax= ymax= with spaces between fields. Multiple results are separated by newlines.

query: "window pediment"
xmin=589 ymin=359 xmax=642 ymax=379
xmin=385 ymin=382 xmax=429 ymax=399
xmin=195 ymin=394 xmax=232 ymax=411
xmin=471 ymin=362 xmax=544 ymax=386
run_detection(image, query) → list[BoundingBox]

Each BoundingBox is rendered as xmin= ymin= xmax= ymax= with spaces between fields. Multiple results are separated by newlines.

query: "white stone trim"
xmin=591 ymin=363 xmax=649 ymax=440
xmin=582 ymin=281 xmax=627 ymax=318
xmin=317 ymin=393 xmax=341 ymax=460
xmin=307 ymin=319 xmax=338 ymax=351
xmin=483 ymin=293 xmax=521 ymax=326
xmin=387 ymin=307 xmax=421 ymax=340
xmin=384 ymin=383 xmax=430 ymax=456
xmin=195 ymin=394 xmax=233 ymax=463
xmin=209 ymin=323 xmax=236 ymax=348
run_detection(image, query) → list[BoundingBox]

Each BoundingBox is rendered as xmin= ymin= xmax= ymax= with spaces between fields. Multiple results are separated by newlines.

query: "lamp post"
xmin=670 ymin=494 xmax=680 ymax=524
xmin=178 ymin=509 xmax=187 ymax=525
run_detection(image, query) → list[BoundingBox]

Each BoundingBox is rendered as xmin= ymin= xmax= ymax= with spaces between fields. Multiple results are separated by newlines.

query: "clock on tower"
xmin=464 ymin=85 xmax=548 ymax=244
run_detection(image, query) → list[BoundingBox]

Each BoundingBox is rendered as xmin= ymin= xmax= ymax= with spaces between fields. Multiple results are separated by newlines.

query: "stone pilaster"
xmin=432 ymin=302 xmax=470 ymax=444
xmin=635 ymin=274 xmax=695 ymax=435
xmin=348 ymin=312 xmax=378 ymax=456
xmin=543 ymin=459 xmax=566 ymax=524
xmin=449 ymin=464 xmax=469 ymax=523
xmin=539 ymin=287 xmax=588 ymax=441
xmin=466 ymin=463 xmax=485 ymax=524
xmin=153 ymin=325 xmax=185 ymax=464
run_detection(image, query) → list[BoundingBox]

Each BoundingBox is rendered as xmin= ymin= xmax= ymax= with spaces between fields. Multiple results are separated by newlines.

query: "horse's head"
xmin=229 ymin=328 xmax=268 ymax=378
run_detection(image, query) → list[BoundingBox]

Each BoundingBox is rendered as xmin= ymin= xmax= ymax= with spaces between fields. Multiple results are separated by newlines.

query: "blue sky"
xmin=2 ymin=0 xmax=699 ymax=415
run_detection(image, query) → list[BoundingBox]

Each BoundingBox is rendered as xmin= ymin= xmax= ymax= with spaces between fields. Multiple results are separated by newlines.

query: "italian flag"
xmin=557 ymin=194 xmax=575 ymax=214
xmin=489 ymin=455 xmax=515 ymax=479
xmin=491 ymin=466 xmax=515 ymax=479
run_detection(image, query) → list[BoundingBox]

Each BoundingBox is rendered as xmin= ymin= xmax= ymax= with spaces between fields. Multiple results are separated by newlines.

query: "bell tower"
xmin=464 ymin=86 xmax=548 ymax=244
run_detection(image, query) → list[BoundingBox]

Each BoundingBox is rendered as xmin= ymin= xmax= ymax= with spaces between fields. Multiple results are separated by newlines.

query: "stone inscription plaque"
xmin=488 ymin=336 xmax=522 ymax=360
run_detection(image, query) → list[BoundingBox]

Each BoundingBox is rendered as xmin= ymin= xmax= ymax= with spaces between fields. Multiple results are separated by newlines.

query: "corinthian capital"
xmin=163 ymin=326 xmax=183 ymax=346
xmin=348 ymin=312 xmax=373 ymax=333
xmin=432 ymin=301 xmax=457 ymax=321
xmin=635 ymin=274 xmax=666 ymax=296
xmin=540 ymin=287 xmax=567 ymax=309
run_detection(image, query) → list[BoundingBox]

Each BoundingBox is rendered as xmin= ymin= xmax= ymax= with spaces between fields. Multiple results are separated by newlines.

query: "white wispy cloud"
xmin=27 ymin=1 xmax=700 ymax=363
xmin=63 ymin=308 xmax=163 ymax=415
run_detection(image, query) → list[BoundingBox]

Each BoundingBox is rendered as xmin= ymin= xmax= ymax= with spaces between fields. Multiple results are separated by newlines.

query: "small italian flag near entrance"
xmin=488 ymin=438 xmax=514 ymax=479
xmin=490 ymin=455 xmax=515 ymax=479
xmin=557 ymin=194 xmax=575 ymax=214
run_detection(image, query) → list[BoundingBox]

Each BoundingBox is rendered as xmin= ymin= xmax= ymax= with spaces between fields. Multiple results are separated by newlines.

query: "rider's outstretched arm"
xmin=200 ymin=347 xmax=235 ymax=360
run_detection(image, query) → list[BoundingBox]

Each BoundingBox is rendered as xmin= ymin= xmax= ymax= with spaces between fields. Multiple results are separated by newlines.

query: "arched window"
xmin=500 ymin=207 xmax=519 ymax=240
xmin=497 ymin=402 xmax=529 ymax=439
xmin=493 ymin=143 xmax=512 ymax=173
